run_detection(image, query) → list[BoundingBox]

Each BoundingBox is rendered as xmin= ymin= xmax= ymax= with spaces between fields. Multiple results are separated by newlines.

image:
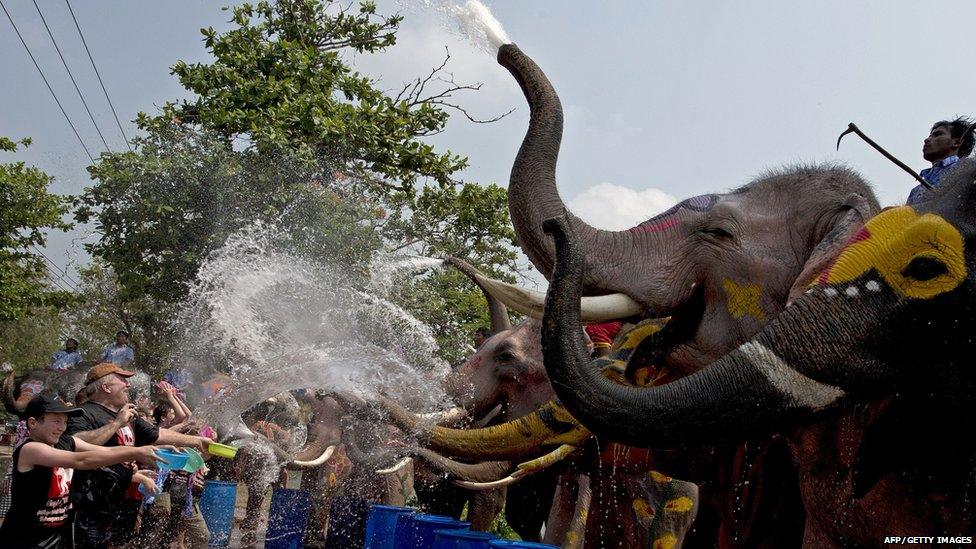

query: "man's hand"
xmin=135 ymin=446 xmax=163 ymax=467
xmin=195 ymin=436 xmax=214 ymax=456
xmin=134 ymin=471 xmax=159 ymax=496
xmin=114 ymin=403 xmax=137 ymax=427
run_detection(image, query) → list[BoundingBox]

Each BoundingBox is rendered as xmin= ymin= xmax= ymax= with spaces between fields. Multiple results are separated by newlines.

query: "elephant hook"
xmin=837 ymin=122 xmax=932 ymax=190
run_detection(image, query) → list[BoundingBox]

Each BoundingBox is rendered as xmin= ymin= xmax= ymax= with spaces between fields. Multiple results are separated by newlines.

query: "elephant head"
xmin=539 ymin=158 xmax=976 ymax=447
xmin=494 ymin=44 xmax=879 ymax=377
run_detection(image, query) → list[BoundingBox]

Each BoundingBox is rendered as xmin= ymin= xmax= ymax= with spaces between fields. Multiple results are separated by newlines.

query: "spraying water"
xmin=176 ymin=222 xmax=453 ymax=442
xmin=406 ymin=0 xmax=512 ymax=53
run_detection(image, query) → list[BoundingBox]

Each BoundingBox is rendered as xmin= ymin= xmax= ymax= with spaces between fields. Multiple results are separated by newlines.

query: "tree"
xmin=0 ymin=137 xmax=73 ymax=321
xmin=78 ymin=0 xmax=520 ymax=364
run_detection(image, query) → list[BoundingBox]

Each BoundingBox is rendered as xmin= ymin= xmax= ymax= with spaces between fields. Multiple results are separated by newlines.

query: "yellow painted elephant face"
xmin=813 ymin=206 xmax=967 ymax=300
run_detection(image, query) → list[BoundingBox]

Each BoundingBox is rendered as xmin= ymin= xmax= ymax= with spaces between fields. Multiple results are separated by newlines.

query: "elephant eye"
xmin=702 ymin=226 xmax=733 ymax=240
xmin=495 ymin=351 xmax=516 ymax=363
xmin=902 ymin=256 xmax=949 ymax=281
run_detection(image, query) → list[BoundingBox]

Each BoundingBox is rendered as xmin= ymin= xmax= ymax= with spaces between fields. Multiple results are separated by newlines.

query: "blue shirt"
xmin=100 ymin=344 xmax=135 ymax=366
xmin=907 ymin=155 xmax=959 ymax=205
xmin=50 ymin=350 xmax=82 ymax=371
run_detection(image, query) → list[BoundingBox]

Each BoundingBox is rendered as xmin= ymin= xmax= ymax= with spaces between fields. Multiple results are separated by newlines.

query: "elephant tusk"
xmin=290 ymin=444 xmax=335 ymax=468
xmin=472 ymin=403 xmax=503 ymax=428
xmin=418 ymin=407 xmax=468 ymax=425
xmin=454 ymin=261 xmax=643 ymax=322
xmin=376 ymin=456 xmax=412 ymax=475
xmin=454 ymin=444 xmax=580 ymax=491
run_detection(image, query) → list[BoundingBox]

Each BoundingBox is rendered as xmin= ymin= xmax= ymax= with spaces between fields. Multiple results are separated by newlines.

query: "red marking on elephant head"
xmin=816 ymin=226 xmax=871 ymax=285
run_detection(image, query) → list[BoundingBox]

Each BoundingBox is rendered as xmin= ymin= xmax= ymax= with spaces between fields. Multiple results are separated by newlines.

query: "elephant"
xmin=538 ymin=155 xmax=976 ymax=548
xmin=385 ymin=42 xmax=882 ymax=547
xmin=2 ymin=363 xmax=90 ymax=415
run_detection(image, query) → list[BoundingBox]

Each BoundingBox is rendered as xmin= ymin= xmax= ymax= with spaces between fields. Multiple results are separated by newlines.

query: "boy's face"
xmin=29 ymin=413 xmax=68 ymax=445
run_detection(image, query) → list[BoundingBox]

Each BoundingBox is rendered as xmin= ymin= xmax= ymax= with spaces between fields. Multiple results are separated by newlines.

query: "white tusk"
xmin=418 ymin=407 xmax=467 ymax=425
xmin=291 ymin=444 xmax=335 ymax=468
xmin=472 ymin=403 xmax=503 ymax=428
xmin=453 ymin=473 xmax=523 ymax=491
xmin=376 ymin=456 xmax=412 ymax=475
xmin=466 ymin=267 xmax=642 ymax=322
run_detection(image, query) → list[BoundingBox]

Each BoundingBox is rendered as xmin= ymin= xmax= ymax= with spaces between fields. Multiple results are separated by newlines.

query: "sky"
xmin=3 ymin=0 xmax=976 ymax=287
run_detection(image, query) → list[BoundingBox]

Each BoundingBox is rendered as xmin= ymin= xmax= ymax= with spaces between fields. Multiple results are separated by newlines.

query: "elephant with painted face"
xmin=539 ymin=155 xmax=976 ymax=546
xmin=388 ymin=42 xmax=882 ymax=547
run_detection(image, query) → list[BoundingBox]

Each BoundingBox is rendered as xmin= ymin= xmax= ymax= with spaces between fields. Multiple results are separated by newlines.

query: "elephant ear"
xmin=786 ymin=193 xmax=877 ymax=304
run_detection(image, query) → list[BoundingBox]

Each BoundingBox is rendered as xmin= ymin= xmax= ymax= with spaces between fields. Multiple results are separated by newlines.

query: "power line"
xmin=0 ymin=0 xmax=94 ymax=162
xmin=64 ymin=0 xmax=132 ymax=152
xmin=32 ymin=0 xmax=112 ymax=153
xmin=31 ymin=245 xmax=79 ymax=292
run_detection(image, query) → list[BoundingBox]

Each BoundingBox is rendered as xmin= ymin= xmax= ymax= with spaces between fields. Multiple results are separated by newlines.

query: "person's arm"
xmin=155 ymin=429 xmax=212 ymax=453
xmin=162 ymin=385 xmax=189 ymax=424
xmin=174 ymin=391 xmax=192 ymax=420
xmin=69 ymin=403 xmax=137 ymax=445
xmin=18 ymin=441 xmax=161 ymax=471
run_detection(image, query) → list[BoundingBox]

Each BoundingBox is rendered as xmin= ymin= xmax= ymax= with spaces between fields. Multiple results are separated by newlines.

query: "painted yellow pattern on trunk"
xmin=723 ymin=279 xmax=766 ymax=322
xmin=664 ymin=496 xmax=695 ymax=512
xmin=819 ymin=207 xmax=966 ymax=299
xmin=649 ymin=471 xmax=672 ymax=483
xmin=653 ymin=533 xmax=678 ymax=549
xmin=633 ymin=499 xmax=655 ymax=520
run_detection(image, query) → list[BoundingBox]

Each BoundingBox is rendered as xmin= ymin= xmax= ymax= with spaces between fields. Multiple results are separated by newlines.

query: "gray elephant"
xmin=538 ymin=155 xmax=976 ymax=547
xmin=390 ymin=41 xmax=881 ymax=547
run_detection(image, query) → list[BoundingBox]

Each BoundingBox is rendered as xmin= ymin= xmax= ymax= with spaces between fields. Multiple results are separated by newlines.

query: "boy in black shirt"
xmin=0 ymin=395 xmax=161 ymax=549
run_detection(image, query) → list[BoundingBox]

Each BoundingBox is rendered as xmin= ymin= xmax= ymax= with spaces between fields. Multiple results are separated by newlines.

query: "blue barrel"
xmin=412 ymin=516 xmax=470 ymax=548
xmin=199 ymin=480 xmax=238 ymax=546
xmin=324 ymin=495 xmax=370 ymax=548
xmin=487 ymin=541 xmax=559 ymax=548
xmin=365 ymin=505 xmax=415 ymax=549
xmin=265 ymin=487 xmax=311 ymax=549
xmin=432 ymin=529 xmax=497 ymax=549
xmin=394 ymin=513 xmax=455 ymax=548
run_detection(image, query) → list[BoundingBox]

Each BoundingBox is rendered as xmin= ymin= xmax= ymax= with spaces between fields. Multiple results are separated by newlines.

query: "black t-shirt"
xmin=0 ymin=436 xmax=76 ymax=549
xmin=65 ymin=402 xmax=159 ymax=511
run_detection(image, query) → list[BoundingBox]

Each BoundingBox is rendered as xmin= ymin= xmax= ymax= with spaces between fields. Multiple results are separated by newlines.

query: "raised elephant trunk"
xmin=499 ymin=44 xmax=696 ymax=314
xmin=540 ymin=215 xmax=859 ymax=447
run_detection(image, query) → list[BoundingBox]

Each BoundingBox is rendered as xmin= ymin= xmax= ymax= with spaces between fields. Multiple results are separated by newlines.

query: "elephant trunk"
xmin=409 ymin=446 xmax=513 ymax=482
xmin=498 ymin=44 xmax=648 ymax=295
xmin=540 ymin=215 xmax=853 ymax=447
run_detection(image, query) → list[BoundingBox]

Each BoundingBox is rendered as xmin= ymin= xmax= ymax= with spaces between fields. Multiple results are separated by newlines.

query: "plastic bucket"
xmin=324 ymin=495 xmax=370 ymax=549
xmin=365 ymin=504 xmax=415 ymax=549
xmin=413 ymin=516 xmax=470 ymax=548
xmin=208 ymin=442 xmax=238 ymax=459
xmin=155 ymin=448 xmax=188 ymax=470
xmin=199 ymin=481 xmax=238 ymax=546
xmin=265 ymin=487 xmax=311 ymax=549
xmin=432 ymin=529 xmax=497 ymax=549
xmin=487 ymin=541 xmax=559 ymax=548
xmin=182 ymin=448 xmax=205 ymax=473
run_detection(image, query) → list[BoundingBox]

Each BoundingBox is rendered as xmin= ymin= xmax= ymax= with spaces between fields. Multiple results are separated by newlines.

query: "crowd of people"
xmin=0 ymin=333 xmax=216 ymax=549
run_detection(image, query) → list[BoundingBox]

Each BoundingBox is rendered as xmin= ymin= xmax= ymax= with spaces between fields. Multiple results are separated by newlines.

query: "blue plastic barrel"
xmin=365 ymin=504 xmax=415 ymax=549
xmin=412 ymin=516 xmax=470 ymax=548
xmin=265 ymin=487 xmax=311 ymax=549
xmin=199 ymin=480 xmax=238 ymax=546
xmin=432 ymin=529 xmax=497 ymax=549
xmin=324 ymin=495 xmax=370 ymax=548
xmin=394 ymin=513 xmax=456 ymax=548
xmin=487 ymin=541 xmax=559 ymax=548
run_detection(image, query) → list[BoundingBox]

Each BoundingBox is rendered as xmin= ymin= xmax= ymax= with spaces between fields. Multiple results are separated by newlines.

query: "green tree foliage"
xmin=78 ymin=0 xmax=519 ymax=364
xmin=0 ymin=137 xmax=73 ymax=321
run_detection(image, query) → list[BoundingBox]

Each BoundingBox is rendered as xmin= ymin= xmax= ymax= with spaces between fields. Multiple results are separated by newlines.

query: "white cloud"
xmin=567 ymin=182 xmax=677 ymax=231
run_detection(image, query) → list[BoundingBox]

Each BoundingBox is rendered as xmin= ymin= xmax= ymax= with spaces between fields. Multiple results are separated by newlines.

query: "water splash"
xmin=368 ymin=254 xmax=445 ymax=296
xmin=407 ymin=0 xmax=512 ymax=54
xmin=175 ymin=222 xmax=453 ymax=440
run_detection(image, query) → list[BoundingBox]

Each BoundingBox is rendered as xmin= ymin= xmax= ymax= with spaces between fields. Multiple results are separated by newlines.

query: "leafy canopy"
xmin=0 ymin=137 xmax=73 ymax=321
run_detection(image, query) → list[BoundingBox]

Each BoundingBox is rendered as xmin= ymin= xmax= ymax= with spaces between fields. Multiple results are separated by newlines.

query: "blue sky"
xmin=3 ymin=0 xmax=975 ymax=282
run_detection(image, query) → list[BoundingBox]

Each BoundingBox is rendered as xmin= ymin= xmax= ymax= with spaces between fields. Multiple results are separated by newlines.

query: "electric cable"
xmin=32 ymin=0 xmax=112 ymax=152
xmin=0 ymin=0 xmax=94 ymax=162
xmin=64 ymin=0 xmax=132 ymax=152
